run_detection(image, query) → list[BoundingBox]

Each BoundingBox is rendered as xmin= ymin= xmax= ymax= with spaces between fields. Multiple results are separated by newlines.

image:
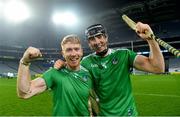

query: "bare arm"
xmin=133 ymin=22 xmax=165 ymax=73
xmin=17 ymin=47 xmax=47 ymax=99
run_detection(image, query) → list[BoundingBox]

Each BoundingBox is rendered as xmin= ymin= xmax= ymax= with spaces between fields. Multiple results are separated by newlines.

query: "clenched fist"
xmin=136 ymin=22 xmax=154 ymax=41
xmin=21 ymin=46 xmax=42 ymax=64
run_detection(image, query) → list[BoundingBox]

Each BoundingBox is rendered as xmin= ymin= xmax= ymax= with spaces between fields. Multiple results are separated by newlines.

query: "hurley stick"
xmin=122 ymin=14 xmax=180 ymax=58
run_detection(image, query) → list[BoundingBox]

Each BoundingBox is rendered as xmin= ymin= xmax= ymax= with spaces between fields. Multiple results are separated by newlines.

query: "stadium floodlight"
xmin=52 ymin=11 xmax=78 ymax=26
xmin=0 ymin=1 xmax=4 ymax=18
xmin=3 ymin=0 xmax=30 ymax=23
xmin=0 ymin=1 xmax=2 ymax=7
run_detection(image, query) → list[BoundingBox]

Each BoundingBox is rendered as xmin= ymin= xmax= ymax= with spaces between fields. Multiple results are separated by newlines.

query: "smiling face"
xmin=88 ymin=34 xmax=108 ymax=53
xmin=61 ymin=35 xmax=83 ymax=71
xmin=85 ymin=24 xmax=108 ymax=54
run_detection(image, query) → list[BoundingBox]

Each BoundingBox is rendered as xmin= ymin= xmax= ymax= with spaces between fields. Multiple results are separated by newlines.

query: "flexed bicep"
xmin=134 ymin=55 xmax=163 ymax=73
xmin=18 ymin=77 xmax=47 ymax=99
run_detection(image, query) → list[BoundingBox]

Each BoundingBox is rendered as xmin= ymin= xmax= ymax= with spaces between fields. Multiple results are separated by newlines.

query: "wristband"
xmin=20 ymin=59 xmax=31 ymax=66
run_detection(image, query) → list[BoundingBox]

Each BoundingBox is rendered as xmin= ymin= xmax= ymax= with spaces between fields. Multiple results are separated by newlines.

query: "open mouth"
xmin=94 ymin=44 xmax=103 ymax=50
xmin=69 ymin=57 xmax=80 ymax=62
xmin=94 ymin=45 xmax=105 ymax=52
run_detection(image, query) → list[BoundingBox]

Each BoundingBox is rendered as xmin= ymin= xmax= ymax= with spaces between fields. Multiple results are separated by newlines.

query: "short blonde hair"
xmin=61 ymin=34 xmax=81 ymax=49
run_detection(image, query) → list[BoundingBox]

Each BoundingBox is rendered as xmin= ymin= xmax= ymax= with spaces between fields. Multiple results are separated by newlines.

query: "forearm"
xmin=17 ymin=60 xmax=31 ymax=98
xmin=147 ymin=39 xmax=165 ymax=72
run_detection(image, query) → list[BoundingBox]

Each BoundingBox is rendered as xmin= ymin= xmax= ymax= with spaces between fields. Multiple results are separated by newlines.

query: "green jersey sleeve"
xmin=127 ymin=49 xmax=137 ymax=67
xmin=43 ymin=68 xmax=56 ymax=89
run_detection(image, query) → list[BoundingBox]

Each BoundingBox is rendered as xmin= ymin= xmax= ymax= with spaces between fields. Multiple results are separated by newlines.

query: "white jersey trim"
xmin=133 ymin=54 xmax=139 ymax=67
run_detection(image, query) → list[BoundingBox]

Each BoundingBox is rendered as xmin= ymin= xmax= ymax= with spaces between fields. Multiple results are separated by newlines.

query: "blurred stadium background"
xmin=0 ymin=0 xmax=180 ymax=116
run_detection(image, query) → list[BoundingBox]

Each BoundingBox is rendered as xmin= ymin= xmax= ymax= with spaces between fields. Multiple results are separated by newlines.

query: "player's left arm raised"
xmin=133 ymin=22 xmax=165 ymax=73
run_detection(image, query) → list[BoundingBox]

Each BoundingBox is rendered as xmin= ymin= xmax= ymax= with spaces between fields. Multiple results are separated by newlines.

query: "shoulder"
xmin=82 ymin=53 xmax=95 ymax=61
xmin=81 ymin=53 xmax=96 ymax=65
xmin=110 ymin=48 xmax=131 ymax=55
xmin=111 ymin=48 xmax=137 ymax=61
xmin=43 ymin=67 xmax=63 ymax=77
xmin=44 ymin=67 xmax=55 ymax=73
xmin=80 ymin=65 xmax=89 ymax=72
xmin=45 ymin=67 xmax=59 ymax=73
xmin=115 ymin=48 xmax=130 ymax=52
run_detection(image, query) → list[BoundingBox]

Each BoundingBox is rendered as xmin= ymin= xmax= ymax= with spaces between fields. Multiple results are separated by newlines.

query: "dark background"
xmin=0 ymin=0 xmax=180 ymax=60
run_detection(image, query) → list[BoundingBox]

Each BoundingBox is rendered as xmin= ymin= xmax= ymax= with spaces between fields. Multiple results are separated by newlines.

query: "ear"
xmin=88 ymin=43 xmax=93 ymax=50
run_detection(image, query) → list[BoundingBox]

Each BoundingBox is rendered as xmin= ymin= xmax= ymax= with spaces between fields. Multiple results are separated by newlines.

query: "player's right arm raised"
xmin=134 ymin=22 xmax=165 ymax=73
xmin=17 ymin=47 xmax=47 ymax=99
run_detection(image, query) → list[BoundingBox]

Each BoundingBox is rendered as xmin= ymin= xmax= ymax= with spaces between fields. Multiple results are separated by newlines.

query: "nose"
xmin=70 ymin=49 xmax=77 ymax=56
xmin=94 ymin=37 xmax=101 ymax=44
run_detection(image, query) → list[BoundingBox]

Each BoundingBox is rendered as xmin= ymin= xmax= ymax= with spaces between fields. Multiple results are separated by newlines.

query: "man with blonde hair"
xmin=17 ymin=34 xmax=93 ymax=116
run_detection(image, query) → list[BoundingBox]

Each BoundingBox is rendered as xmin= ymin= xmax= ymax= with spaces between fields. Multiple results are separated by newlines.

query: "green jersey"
xmin=43 ymin=66 xmax=92 ymax=116
xmin=81 ymin=48 xmax=138 ymax=116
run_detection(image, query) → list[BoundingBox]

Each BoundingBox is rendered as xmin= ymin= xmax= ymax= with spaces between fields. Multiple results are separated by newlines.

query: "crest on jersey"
xmin=112 ymin=58 xmax=118 ymax=65
xmin=82 ymin=75 xmax=88 ymax=82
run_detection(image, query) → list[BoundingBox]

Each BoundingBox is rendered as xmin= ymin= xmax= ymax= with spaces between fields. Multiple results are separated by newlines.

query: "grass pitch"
xmin=132 ymin=74 xmax=180 ymax=116
xmin=0 ymin=74 xmax=180 ymax=116
xmin=0 ymin=78 xmax=52 ymax=116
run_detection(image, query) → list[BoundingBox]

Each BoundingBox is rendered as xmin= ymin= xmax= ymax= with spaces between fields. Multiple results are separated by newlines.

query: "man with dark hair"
xmin=54 ymin=22 xmax=165 ymax=116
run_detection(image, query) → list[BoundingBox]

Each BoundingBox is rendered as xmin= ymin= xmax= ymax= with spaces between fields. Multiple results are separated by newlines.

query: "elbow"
xmin=153 ymin=66 xmax=165 ymax=73
xmin=155 ymin=69 xmax=164 ymax=74
xmin=17 ymin=89 xmax=31 ymax=99
xmin=159 ymin=67 xmax=165 ymax=73
xmin=17 ymin=94 xmax=27 ymax=99
xmin=151 ymin=60 xmax=165 ymax=73
xmin=157 ymin=62 xmax=165 ymax=73
xmin=17 ymin=93 xmax=30 ymax=99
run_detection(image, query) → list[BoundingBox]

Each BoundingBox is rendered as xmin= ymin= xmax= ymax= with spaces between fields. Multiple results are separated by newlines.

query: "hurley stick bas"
xmin=122 ymin=14 xmax=180 ymax=58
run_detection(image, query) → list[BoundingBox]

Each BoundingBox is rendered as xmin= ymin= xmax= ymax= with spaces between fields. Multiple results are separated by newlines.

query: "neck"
xmin=66 ymin=65 xmax=80 ymax=71
xmin=96 ymin=48 xmax=109 ymax=57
